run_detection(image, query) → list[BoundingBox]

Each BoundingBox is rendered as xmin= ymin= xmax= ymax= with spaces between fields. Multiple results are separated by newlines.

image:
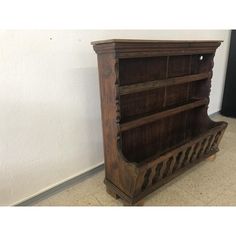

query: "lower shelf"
xmin=105 ymin=121 xmax=227 ymax=205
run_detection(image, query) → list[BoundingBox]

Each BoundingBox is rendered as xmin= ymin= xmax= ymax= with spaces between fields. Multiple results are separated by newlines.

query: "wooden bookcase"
xmin=92 ymin=39 xmax=227 ymax=206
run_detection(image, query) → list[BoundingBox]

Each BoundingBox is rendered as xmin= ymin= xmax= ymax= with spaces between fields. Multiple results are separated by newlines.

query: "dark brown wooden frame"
xmin=92 ymin=39 xmax=227 ymax=205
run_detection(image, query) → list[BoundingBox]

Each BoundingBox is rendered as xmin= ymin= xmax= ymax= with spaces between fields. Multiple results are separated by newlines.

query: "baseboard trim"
xmin=209 ymin=111 xmax=220 ymax=117
xmin=15 ymin=163 xmax=104 ymax=206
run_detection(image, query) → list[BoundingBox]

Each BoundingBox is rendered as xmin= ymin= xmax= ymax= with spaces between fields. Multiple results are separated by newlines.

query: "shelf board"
xmin=120 ymin=98 xmax=208 ymax=132
xmin=119 ymin=72 xmax=210 ymax=95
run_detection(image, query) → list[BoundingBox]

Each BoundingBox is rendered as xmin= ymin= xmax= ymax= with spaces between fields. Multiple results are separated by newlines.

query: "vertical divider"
xmin=159 ymin=56 xmax=169 ymax=156
xmin=163 ymin=56 xmax=169 ymax=108
xmin=184 ymin=55 xmax=192 ymax=141
xmin=187 ymin=55 xmax=193 ymax=101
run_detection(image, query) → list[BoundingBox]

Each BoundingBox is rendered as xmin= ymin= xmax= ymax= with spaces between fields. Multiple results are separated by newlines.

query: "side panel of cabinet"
xmin=96 ymin=54 xmax=137 ymax=197
xmin=97 ymin=54 xmax=119 ymax=184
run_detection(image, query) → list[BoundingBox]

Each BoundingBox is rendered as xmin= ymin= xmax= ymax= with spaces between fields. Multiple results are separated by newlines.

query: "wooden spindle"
xmin=205 ymin=134 xmax=216 ymax=153
xmin=163 ymin=157 xmax=173 ymax=178
xmin=184 ymin=146 xmax=194 ymax=165
xmin=168 ymin=155 xmax=177 ymax=176
xmin=141 ymin=168 xmax=152 ymax=191
xmin=159 ymin=160 xmax=167 ymax=180
xmin=176 ymin=151 xmax=186 ymax=169
xmin=197 ymin=137 xmax=208 ymax=158
xmin=190 ymin=142 xmax=201 ymax=162
xmin=152 ymin=162 xmax=163 ymax=184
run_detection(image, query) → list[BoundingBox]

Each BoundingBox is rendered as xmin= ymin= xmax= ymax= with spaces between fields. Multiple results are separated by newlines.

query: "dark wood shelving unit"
xmin=92 ymin=39 xmax=227 ymax=206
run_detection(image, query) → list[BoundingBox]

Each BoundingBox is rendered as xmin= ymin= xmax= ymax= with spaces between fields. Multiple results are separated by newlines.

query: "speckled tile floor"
xmin=33 ymin=114 xmax=236 ymax=206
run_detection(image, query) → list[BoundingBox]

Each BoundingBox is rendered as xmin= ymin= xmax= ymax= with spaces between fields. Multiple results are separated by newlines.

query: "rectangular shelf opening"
xmin=119 ymin=53 xmax=213 ymax=87
xmin=120 ymin=79 xmax=210 ymax=124
xmin=119 ymin=56 xmax=168 ymax=85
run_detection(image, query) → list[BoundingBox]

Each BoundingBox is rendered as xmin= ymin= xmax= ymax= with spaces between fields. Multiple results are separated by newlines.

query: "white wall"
xmin=0 ymin=30 xmax=230 ymax=205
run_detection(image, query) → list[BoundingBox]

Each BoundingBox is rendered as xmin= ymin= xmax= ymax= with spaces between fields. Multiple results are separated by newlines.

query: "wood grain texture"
xmin=119 ymin=72 xmax=210 ymax=95
xmin=92 ymin=39 xmax=227 ymax=205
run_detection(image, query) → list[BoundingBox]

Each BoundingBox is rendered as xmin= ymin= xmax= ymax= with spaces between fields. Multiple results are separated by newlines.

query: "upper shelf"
xmin=119 ymin=72 xmax=210 ymax=95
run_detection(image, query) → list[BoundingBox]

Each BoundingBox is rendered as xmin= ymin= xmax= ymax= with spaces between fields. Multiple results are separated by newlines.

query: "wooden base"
xmin=106 ymin=186 xmax=120 ymax=199
xmin=123 ymin=200 xmax=144 ymax=206
xmin=105 ymin=152 xmax=219 ymax=206
xmin=93 ymin=39 xmax=227 ymax=208
xmin=106 ymin=185 xmax=144 ymax=206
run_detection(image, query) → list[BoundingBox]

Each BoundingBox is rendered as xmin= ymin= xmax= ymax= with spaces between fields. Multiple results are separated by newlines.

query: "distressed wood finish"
xmin=92 ymin=39 xmax=227 ymax=206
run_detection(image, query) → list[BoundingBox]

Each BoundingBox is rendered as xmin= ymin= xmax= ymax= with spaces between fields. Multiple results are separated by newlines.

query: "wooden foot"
xmin=207 ymin=154 xmax=216 ymax=161
xmin=123 ymin=200 xmax=144 ymax=206
xmin=106 ymin=185 xmax=145 ymax=206
xmin=106 ymin=186 xmax=120 ymax=199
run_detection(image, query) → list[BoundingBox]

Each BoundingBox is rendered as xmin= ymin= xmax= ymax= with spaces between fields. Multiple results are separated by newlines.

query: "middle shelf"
xmin=120 ymin=98 xmax=208 ymax=132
